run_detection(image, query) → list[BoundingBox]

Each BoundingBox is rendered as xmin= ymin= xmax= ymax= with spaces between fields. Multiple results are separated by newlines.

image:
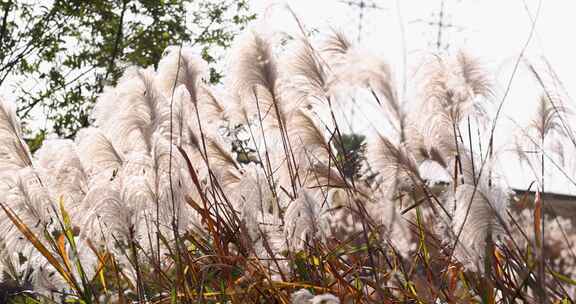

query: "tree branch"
xmin=0 ymin=12 xmax=68 ymax=86
xmin=17 ymin=66 xmax=97 ymax=119
xmin=102 ymin=0 xmax=128 ymax=91
xmin=0 ymin=0 xmax=12 ymax=44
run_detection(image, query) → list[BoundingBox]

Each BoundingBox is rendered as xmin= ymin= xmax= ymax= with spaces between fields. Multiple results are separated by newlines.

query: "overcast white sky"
xmin=249 ymin=0 xmax=576 ymax=194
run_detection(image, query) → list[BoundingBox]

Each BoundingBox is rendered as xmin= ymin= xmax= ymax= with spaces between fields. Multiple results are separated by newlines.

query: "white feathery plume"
xmin=305 ymin=162 xmax=348 ymax=190
xmin=289 ymin=109 xmax=330 ymax=160
xmin=367 ymin=134 xmax=421 ymax=197
xmin=238 ymin=175 xmax=282 ymax=252
xmin=167 ymin=85 xmax=206 ymax=165
xmin=368 ymin=197 xmax=415 ymax=254
xmin=156 ymin=46 xmax=206 ymax=100
xmin=412 ymin=53 xmax=492 ymax=169
xmin=321 ymin=29 xmax=352 ymax=65
xmin=512 ymin=94 xmax=568 ymax=183
xmin=322 ymin=31 xmax=402 ymax=126
xmin=309 ymin=293 xmax=340 ymax=304
xmin=151 ymin=133 xmax=201 ymax=232
xmin=76 ymin=128 xmax=124 ymax=179
xmin=152 ymin=132 xmax=187 ymax=178
xmin=230 ymin=163 xmax=276 ymax=214
xmin=405 ymin=120 xmax=452 ymax=168
xmin=341 ymin=51 xmax=402 ymax=125
xmin=156 ymin=47 xmax=217 ymax=155
xmin=28 ymin=258 xmax=68 ymax=295
xmin=174 ymin=85 xmax=224 ymax=177
xmin=399 ymin=120 xmax=455 ymax=187
xmin=217 ymin=166 xmax=243 ymax=194
xmin=283 ymin=109 xmax=332 ymax=188
xmin=455 ymin=51 xmax=493 ymax=100
xmin=35 ymin=139 xmax=88 ymax=205
xmin=179 ymin=84 xmax=230 ymax=163
xmin=28 ymin=240 xmax=97 ymax=296
xmin=228 ymin=31 xmax=308 ymax=194
xmin=446 ymin=183 xmax=508 ymax=271
xmin=78 ymin=172 xmax=169 ymax=258
xmin=228 ymin=30 xmax=287 ymax=128
xmin=224 ymin=163 xmax=286 ymax=268
xmin=0 ymin=98 xmax=55 ymax=287
xmin=92 ymin=67 xmax=139 ymax=127
xmin=529 ymin=93 xmax=566 ymax=141
xmin=120 ymin=175 xmax=157 ymax=244
xmin=291 ymin=288 xmax=340 ymax=304
xmin=0 ymin=168 xmax=54 ymax=247
xmin=205 ymin=134 xmax=242 ymax=189
xmin=254 ymin=224 xmax=287 ymax=278
xmin=0 ymin=97 xmax=32 ymax=172
xmin=419 ymin=52 xmax=492 ymax=131
xmin=206 ymin=135 xmax=238 ymax=170
xmin=120 ymin=151 xmax=154 ymax=189
xmin=284 ymin=189 xmax=331 ymax=250
xmin=0 ymin=168 xmax=59 ymax=286
xmin=96 ymin=68 xmax=165 ymax=154
xmin=175 ymin=92 xmax=239 ymax=188
xmin=291 ymin=288 xmax=315 ymax=304
xmin=76 ymin=178 xmax=156 ymax=288
xmin=405 ymin=114 xmax=487 ymax=185
xmin=78 ymin=148 xmax=143 ymax=264
xmin=281 ymin=38 xmax=329 ymax=107
xmin=418 ymin=159 xmax=451 ymax=185
xmin=156 ymin=84 xmax=193 ymax=146
xmin=197 ymin=85 xmax=229 ymax=123
xmin=77 ymin=184 xmax=124 ymax=245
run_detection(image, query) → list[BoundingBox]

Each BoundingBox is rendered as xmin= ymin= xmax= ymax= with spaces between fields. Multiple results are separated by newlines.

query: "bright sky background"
xmin=249 ymin=0 xmax=576 ymax=194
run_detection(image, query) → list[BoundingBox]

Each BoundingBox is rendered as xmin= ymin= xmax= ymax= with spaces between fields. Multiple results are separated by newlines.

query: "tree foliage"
xmin=0 ymin=0 xmax=255 ymax=139
xmin=334 ymin=133 xmax=366 ymax=179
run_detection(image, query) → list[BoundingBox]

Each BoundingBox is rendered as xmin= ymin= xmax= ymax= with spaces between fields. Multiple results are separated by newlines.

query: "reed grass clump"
xmin=0 ymin=23 xmax=575 ymax=303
